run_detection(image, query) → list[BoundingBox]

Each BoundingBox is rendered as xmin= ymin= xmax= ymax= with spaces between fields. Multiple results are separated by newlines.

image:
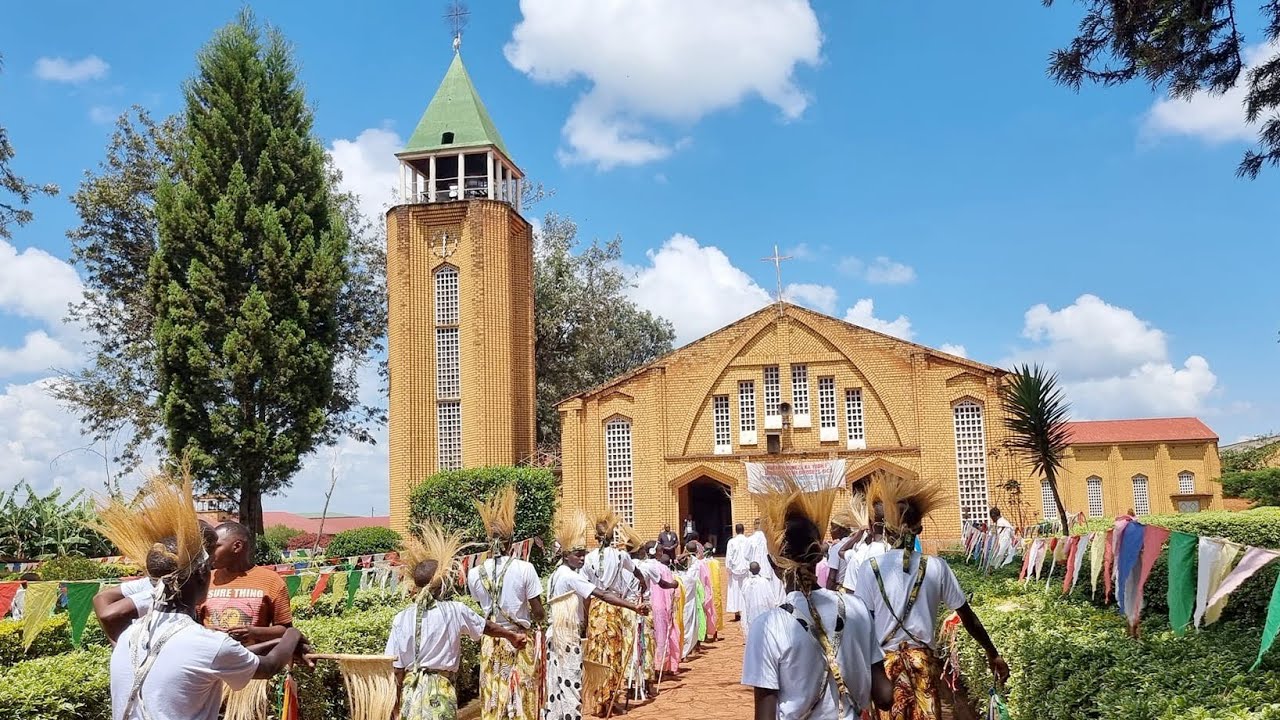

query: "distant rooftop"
xmin=1221 ymin=435 xmax=1280 ymax=452
xmin=1064 ymin=417 xmax=1218 ymax=445
xmin=262 ymin=511 xmax=389 ymax=534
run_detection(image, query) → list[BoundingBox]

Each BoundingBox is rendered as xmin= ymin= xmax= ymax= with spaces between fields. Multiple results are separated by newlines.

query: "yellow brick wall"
xmin=558 ymin=304 xmax=1027 ymax=547
xmin=1055 ymin=440 xmax=1223 ymax=517
xmin=387 ymin=199 xmax=535 ymax=532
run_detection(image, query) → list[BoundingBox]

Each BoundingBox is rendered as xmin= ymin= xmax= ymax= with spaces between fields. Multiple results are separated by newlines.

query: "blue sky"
xmin=1 ymin=1 xmax=1276 ymax=515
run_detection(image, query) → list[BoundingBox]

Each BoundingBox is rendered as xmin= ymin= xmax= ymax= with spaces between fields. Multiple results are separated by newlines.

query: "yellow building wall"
xmin=558 ymin=304 xmax=1027 ymax=547
xmin=1056 ymin=440 xmax=1223 ymax=517
xmin=387 ymin=199 xmax=536 ymax=532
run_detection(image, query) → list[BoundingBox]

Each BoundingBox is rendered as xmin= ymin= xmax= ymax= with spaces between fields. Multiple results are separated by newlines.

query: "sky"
xmin=1 ymin=1 xmax=1277 ymax=516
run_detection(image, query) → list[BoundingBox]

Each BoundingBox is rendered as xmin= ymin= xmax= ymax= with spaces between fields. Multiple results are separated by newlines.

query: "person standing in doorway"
xmin=683 ymin=516 xmax=697 ymax=543
xmin=725 ymin=523 xmax=749 ymax=621
xmin=657 ymin=524 xmax=679 ymax=558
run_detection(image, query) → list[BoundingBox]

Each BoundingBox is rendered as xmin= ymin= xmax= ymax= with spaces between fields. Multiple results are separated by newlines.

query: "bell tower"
xmin=387 ymin=49 xmax=535 ymax=531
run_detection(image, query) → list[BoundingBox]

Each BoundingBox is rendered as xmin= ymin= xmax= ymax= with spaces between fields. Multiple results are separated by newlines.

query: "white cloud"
xmin=505 ymin=0 xmax=822 ymax=168
xmin=842 ymin=299 xmax=914 ymax=340
xmin=34 ymin=55 xmax=109 ymax=84
xmin=1143 ymin=42 xmax=1279 ymax=143
xmin=864 ymin=256 xmax=916 ymax=285
xmin=89 ymin=106 xmax=116 ymax=125
xmin=0 ymin=239 xmax=85 ymax=326
xmin=939 ymin=343 xmax=968 ymax=358
xmin=785 ymin=243 xmax=815 ymax=261
xmin=837 ymin=257 xmax=865 ymax=276
xmin=328 ymin=127 xmax=402 ymax=224
xmin=0 ymin=378 xmax=111 ymax=497
xmin=0 ymin=331 xmax=79 ymax=376
xmin=785 ymin=282 xmax=837 ymax=315
xmin=1006 ymin=294 xmax=1218 ymax=418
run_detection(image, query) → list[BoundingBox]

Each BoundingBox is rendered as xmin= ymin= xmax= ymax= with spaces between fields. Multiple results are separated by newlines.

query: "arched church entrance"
xmin=677 ymin=476 xmax=733 ymax=556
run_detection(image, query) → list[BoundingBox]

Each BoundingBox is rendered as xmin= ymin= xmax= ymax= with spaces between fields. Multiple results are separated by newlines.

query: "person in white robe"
xmin=739 ymin=561 xmax=783 ymax=642
xmin=725 ymin=524 xmax=749 ymax=619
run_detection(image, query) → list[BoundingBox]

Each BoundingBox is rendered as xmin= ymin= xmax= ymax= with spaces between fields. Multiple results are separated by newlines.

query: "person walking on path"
xmin=725 ymin=525 xmax=749 ymax=621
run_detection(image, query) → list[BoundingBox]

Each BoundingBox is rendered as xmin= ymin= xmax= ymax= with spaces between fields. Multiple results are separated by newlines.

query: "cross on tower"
xmin=444 ymin=1 xmax=470 ymax=52
xmin=761 ymin=244 xmax=792 ymax=309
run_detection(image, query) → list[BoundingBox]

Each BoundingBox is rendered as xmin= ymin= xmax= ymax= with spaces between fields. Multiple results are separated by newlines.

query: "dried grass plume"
xmin=554 ymin=510 xmax=590 ymax=555
xmin=400 ymin=522 xmax=465 ymax=592
xmin=91 ymin=467 xmax=203 ymax=583
xmin=866 ymin=469 xmax=945 ymax=544
xmin=474 ymin=485 xmax=517 ymax=540
xmin=751 ymin=466 xmax=838 ymax=581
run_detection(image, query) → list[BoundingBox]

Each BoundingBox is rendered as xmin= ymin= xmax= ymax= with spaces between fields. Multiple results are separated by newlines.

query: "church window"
xmin=441 ymin=131 xmax=455 ymax=144
xmin=437 ymin=401 xmax=462 ymax=470
xmin=844 ymin=388 xmax=865 ymax=450
xmin=1132 ymin=474 xmax=1150 ymax=516
xmin=1087 ymin=476 xmax=1103 ymax=517
xmin=952 ymin=400 xmax=990 ymax=527
xmin=763 ymin=366 xmax=782 ymax=428
xmin=818 ymin=377 xmax=837 ymax=442
xmin=605 ymin=419 xmax=634 ymax=526
xmin=1040 ymin=480 xmax=1057 ymax=521
xmin=738 ymin=380 xmax=757 ymax=445
xmin=713 ymin=395 xmax=732 ymax=455
xmin=435 ymin=266 xmax=459 ymax=325
xmin=790 ymin=364 xmax=811 ymax=427
xmin=1178 ymin=471 xmax=1195 ymax=495
xmin=435 ymin=328 xmax=460 ymax=399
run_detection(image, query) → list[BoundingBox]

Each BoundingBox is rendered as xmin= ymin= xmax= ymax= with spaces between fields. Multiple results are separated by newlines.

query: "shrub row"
xmin=949 ymin=557 xmax=1280 ymax=720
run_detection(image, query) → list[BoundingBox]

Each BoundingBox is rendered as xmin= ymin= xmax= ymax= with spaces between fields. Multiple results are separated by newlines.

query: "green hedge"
xmin=0 ymin=647 xmax=112 ymax=720
xmin=948 ymin=558 xmax=1280 ymax=719
xmin=410 ymin=465 xmax=557 ymax=571
xmin=0 ymin=613 xmax=108 ymax=665
xmin=324 ymin=526 xmax=402 ymax=558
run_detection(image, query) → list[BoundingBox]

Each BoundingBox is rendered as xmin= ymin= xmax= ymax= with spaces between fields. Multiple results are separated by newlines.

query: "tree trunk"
xmin=1045 ymin=467 xmax=1070 ymax=534
xmin=238 ymin=484 xmax=264 ymax=537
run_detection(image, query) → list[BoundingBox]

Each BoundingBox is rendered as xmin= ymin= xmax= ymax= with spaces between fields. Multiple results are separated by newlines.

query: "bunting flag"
xmin=1089 ymin=531 xmax=1107 ymax=598
xmin=1018 ymin=539 xmax=1034 ymax=581
xmin=1167 ymin=532 xmax=1198 ymax=637
xmin=345 ymin=566 xmax=361 ymax=607
xmin=21 ymin=582 xmax=59 ymax=650
xmin=1195 ymin=538 xmax=1243 ymax=628
xmin=310 ymin=572 xmax=332 ymax=604
xmin=331 ymin=572 xmax=348 ymax=603
xmin=1061 ymin=536 xmax=1082 ymax=594
xmin=1205 ymin=546 xmax=1280 ymax=612
xmin=1129 ymin=525 xmax=1170 ymax=629
xmin=1042 ymin=538 xmax=1060 ymax=590
xmin=283 ymin=574 xmax=302 ymax=598
xmin=280 ymin=673 xmax=299 ymax=720
xmin=299 ymin=573 xmax=316 ymax=596
xmin=0 ymin=582 xmax=19 ymax=618
xmin=1103 ymin=527 xmax=1118 ymax=604
xmin=1251 ymin=574 xmax=1280 ymax=671
xmin=1116 ymin=521 xmax=1145 ymax=622
xmin=1070 ymin=533 xmax=1091 ymax=594
xmin=457 ymin=551 xmax=488 ymax=587
xmin=65 ymin=582 xmax=100 ymax=648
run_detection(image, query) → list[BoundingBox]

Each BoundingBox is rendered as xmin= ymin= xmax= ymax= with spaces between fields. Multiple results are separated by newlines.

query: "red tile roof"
xmin=1064 ymin=417 xmax=1218 ymax=445
xmin=261 ymin=511 xmax=390 ymax=534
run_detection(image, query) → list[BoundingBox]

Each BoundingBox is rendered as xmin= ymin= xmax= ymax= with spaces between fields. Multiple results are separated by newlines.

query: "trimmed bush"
xmin=324 ymin=526 xmax=402 ymax=558
xmin=0 ymin=647 xmax=112 ymax=720
xmin=286 ymin=531 xmax=334 ymax=551
xmin=0 ymin=614 xmax=108 ymax=665
xmin=410 ymin=465 xmax=557 ymax=570
xmin=254 ymin=533 xmax=283 ymax=565
xmin=37 ymin=555 xmax=103 ymax=581
xmin=264 ymin=523 xmax=305 ymax=553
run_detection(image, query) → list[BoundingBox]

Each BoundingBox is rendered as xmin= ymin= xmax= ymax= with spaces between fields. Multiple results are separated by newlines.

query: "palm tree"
xmin=1001 ymin=364 xmax=1072 ymax=532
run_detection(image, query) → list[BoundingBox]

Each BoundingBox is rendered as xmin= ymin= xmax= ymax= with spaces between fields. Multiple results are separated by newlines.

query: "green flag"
xmin=284 ymin=574 xmax=302 ymax=598
xmin=1167 ymin=532 xmax=1197 ymax=636
xmin=65 ymin=582 xmax=100 ymax=648
xmin=1251 ymin=572 xmax=1280 ymax=670
xmin=346 ymin=568 xmax=362 ymax=608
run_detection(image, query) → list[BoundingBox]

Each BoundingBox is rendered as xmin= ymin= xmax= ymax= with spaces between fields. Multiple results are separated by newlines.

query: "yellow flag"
xmin=21 ymin=582 xmax=59 ymax=650
xmin=332 ymin=571 xmax=348 ymax=599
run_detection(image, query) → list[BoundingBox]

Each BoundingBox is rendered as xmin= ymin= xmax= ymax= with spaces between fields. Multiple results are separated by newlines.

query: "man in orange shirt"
xmin=200 ymin=521 xmax=293 ymax=644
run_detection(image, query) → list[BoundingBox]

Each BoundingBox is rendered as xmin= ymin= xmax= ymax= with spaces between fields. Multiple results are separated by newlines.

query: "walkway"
xmin=619 ymin=619 xmax=752 ymax=720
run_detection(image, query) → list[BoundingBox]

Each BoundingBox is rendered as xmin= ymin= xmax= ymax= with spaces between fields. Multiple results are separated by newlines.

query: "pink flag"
xmin=1061 ymin=536 xmax=1081 ymax=594
xmin=1129 ymin=525 xmax=1171 ymax=629
xmin=1206 ymin=546 xmax=1280 ymax=610
xmin=1018 ymin=539 xmax=1034 ymax=581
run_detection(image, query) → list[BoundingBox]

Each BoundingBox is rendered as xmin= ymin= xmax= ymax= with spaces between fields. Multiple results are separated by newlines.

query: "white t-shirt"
xmin=826 ymin=537 xmax=855 ymax=584
xmin=840 ymin=541 xmax=889 ymax=593
xmin=741 ymin=589 xmax=883 ymax=720
xmin=110 ymin=612 xmax=259 ymax=720
xmin=121 ymin=578 xmax=157 ymax=617
xmin=622 ymin=558 xmax=664 ymax=601
xmin=548 ymin=565 xmax=597 ymax=625
xmin=384 ymin=600 xmax=486 ymax=671
xmin=583 ymin=546 xmax=635 ymax=595
xmin=851 ymin=550 xmax=967 ymax=650
xmin=467 ymin=556 xmax=542 ymax=631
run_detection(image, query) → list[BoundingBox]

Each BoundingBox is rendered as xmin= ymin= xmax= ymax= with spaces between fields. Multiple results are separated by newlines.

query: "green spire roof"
xmin=403 ymin=52 xmax=510 ymax=156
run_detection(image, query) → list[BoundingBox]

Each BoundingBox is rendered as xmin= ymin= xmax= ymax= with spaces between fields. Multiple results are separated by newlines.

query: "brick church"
xmin=386 ymin=50 xmax=1223 ymax=546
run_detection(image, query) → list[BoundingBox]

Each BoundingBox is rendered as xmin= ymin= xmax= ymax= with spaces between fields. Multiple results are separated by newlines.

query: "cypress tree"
xmin=151 ymin=11 xmax=345 ymax=533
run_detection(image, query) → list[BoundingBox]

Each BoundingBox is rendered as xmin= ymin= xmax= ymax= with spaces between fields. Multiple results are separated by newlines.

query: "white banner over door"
xmin=745 ymin=459 xmax=847 ymax=493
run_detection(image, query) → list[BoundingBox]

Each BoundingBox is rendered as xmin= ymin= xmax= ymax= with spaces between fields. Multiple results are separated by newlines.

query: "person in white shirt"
xmin=745 ymin=518 xmax=785 ymax=600
xmin=94 ymin=474 xmax=307 ymax=720
xmin=545 ymin=515 xmax=649 ymax=720
xmin=739 ymin=562 xmax=782 ymax=642
xmin=725 ymin=524 xmax=750 ymax=621
xmin=621 ymin=535 xmax=677 ymax=699
xmin=741 ymin=478 xmax=892 ymax=719
xmin=989 ymin=507 xmax=1017 ymax=568
xmin=824 ymin=507 xmax=858 ymax=592
xmin=840 ymin=499 xmax=888 ymax=594
xmin=582 ymin=510 xmax=648 ymax=716
xmin=851 ymin=471 xmax=1009 ymax=719
xmin=388 ymin=522 xmax=526 ymax=720
xmin=466 ymin=487 xmax=544 ymax=720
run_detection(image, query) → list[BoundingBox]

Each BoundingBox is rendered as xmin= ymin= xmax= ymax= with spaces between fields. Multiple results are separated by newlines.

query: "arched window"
xmin=952 ymin=400 xmax=989 ymax=524
xmin=1132 ymin=474 xmax=1150 ymax=516
xmin=1178 ymin=471 xmax=1195 ymax=495
xmin=605 ymin=418 xmax=634 ymax=526
xmin=1086 ymin=476 xmax=1103 ymax=517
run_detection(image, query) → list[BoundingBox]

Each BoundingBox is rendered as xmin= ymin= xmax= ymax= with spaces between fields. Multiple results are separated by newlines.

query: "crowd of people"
xmin=86 ymin=471 xmax=1008 ymax=720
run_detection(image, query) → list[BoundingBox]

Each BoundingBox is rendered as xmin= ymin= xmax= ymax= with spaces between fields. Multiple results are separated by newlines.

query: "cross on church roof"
xmin=445 ymin=0 xmax=470 ymax=52
xmin=761 ymin=244 xmax=792 ymax=308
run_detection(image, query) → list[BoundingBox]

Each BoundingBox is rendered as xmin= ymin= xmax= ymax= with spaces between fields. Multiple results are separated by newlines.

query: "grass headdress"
xmin=474 ymin=485 xmax=517 ymax=542
xmin=866 ymin=469 xmax=945 ymax=566
xmin=400 ymin=522 xmax=465 ymax=595
xmin=591 ymin=508 xmax=620 ymax=545
xmin=751 ymin=467 xmax=838 ymax=592
xmin=553 ymin=510 xmax=590 ymax=557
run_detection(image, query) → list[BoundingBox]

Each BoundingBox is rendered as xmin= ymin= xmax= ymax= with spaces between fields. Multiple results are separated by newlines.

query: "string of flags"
xmin=0 ymin=537 xmax=540 ymax=654
xmin=961 ymin=518 xmax=1280 ymax=670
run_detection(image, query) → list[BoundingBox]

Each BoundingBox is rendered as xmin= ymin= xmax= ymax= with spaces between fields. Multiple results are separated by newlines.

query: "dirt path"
xmin=615 ymin=619 xmax=753 ymax=720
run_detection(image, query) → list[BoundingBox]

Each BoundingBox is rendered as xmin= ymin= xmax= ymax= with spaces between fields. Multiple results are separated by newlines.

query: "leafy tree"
xmin=1044 ymin=0 xmax=1280 ymax=177
xmin=324 ymin=526 xmax=401 ymax=558
xmin=1001 ymin=363 xmax=1072 ymax=531
xmin=263 ymin=523 xmax=304 ymax=554
xmin=0 ymin=481 xmax=114 ymax=561
xmin=1221 ymin=468 xmax=1280 ymax=506
xmin=534 ymin=212 xmax=675 ymax=442
xmin=1221 ymin=437 xmax=1280 ymax=473
xmin=0 ymin=54 xmax=59 ymax=239
xmin=148 ymin=11 xmax=370 ymax=534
